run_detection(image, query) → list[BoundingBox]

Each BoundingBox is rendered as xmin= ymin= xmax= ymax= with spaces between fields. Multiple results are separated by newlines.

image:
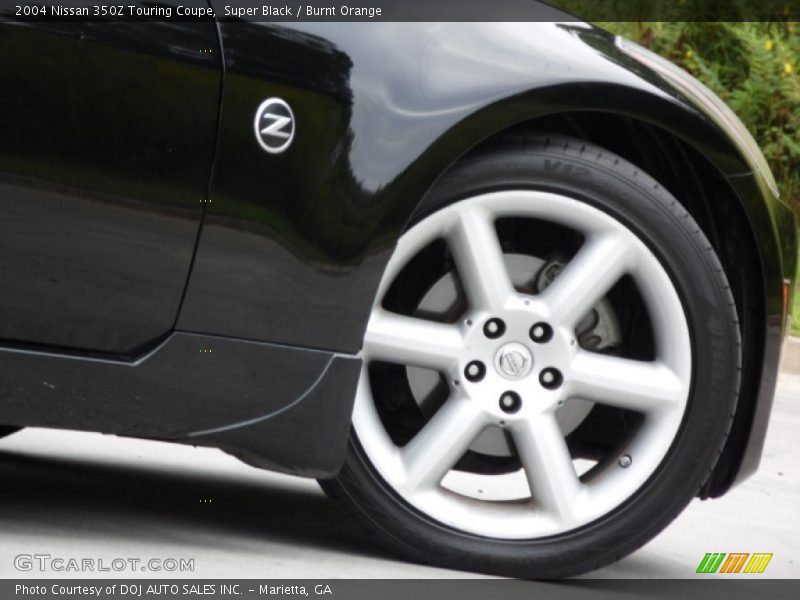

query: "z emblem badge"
xmin=254 ymin=97 xmax=295 ymax=154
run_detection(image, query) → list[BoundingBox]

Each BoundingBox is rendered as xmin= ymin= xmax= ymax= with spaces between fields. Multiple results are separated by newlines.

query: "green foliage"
xmin=601 ymin=22 xmax=800 ymax=213
xmin=552 ymin=0 xmax=798 ymax=22
xmin=603 ymin=23 xmax=800 ymax=335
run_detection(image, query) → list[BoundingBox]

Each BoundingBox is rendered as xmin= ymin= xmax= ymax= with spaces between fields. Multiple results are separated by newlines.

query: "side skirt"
xmin=0 ymin=332 xmax=360 ymax=477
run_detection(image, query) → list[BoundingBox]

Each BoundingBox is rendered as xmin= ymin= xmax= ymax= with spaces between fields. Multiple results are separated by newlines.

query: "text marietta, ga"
xmin=225 ymin=5 xmax=383 ymax=18
xmin=16 ymin=584 xmax=333 ymax=596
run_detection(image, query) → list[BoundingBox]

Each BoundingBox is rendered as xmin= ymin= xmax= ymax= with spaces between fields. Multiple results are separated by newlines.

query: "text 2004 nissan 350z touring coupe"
xmin=0 ymin=13 xmax=796 ymax=578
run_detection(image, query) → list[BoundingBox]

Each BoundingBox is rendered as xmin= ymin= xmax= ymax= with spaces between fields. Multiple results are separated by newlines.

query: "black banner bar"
xmin=3 ymin=580 xmax=800 ymax=600
xmin=1 ymin=0 xmax=799 ymax=22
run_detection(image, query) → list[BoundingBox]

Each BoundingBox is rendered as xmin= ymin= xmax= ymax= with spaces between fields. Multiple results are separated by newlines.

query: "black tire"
xmin=320 ymin=135 xmax=741 ymax=578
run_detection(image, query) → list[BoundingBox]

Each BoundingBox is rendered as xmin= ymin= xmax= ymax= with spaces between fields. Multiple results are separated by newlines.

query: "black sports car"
xmin=0 ymin=5 xmax=796 ymax=579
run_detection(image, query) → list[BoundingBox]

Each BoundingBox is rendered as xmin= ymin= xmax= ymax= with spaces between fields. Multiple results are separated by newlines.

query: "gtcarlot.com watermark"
xmin=14 ymin=554 xmax=194 ymax=573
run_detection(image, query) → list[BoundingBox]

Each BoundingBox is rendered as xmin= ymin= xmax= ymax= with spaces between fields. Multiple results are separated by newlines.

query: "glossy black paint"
xmin=177 ymin=21 xmax=393 ymax=352
xmin=0 ymin=332 xmax=333 ymax=436
xmin=188 ymin=356 xmax=361 ymax=478
xmin=0 ymin=17 xmax=794 ymax=486
xmin=179 ymin=21 xmax=785 ymax=354
xmin=0 ymin=324 xmax=357 ymax=475
xmin=0 ymin=8 xmax=220 ymax=353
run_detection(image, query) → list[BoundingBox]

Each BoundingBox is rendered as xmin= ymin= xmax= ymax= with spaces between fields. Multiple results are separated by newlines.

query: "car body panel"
xmin=0 ymin=14 xmax=220 ymax=354
xmin=0 ymin=330 xmax=358 ymax=477
xmin=179 ymin=21 xmax=785 ymax=352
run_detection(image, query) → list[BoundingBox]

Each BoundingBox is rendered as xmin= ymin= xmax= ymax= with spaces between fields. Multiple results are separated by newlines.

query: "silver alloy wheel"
xmin=353 ymin=190 xmax=692 ymax=539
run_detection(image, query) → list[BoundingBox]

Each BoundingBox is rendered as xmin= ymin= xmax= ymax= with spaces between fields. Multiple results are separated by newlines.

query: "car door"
xmin=0 ymin=4 xmax=221 ymax=354
xmin=177 ymin=20 xmax=392 ymax=354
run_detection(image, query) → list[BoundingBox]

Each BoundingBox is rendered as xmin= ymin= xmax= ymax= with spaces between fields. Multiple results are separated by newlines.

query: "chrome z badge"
xmin=254 ymin=97 xmax=295 ymax=154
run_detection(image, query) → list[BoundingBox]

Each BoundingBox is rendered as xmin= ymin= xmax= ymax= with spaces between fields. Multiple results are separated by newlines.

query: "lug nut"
xmin=483 ymin=318 xmax=506 ymax=339
xmin=464 ymin=360 xmax=486 ymax=382
xmin=539 ymin=367 xmax=563 ymax=390
xmin=619 ymin=454 xmax=632 ymax=468
xmin=499 ymin=391 xmax=522 ymax=414
xmin=529 ymin=322 xmax=553 ymax=344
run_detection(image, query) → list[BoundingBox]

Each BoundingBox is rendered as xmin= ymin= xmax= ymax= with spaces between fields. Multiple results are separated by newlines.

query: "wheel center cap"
xmin=494 ymin=342 xmax=533 ymax=380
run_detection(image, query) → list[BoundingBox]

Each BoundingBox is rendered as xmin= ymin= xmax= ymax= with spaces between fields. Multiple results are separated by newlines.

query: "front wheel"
xmin=321 ymin=136 xmax=740 ymax=578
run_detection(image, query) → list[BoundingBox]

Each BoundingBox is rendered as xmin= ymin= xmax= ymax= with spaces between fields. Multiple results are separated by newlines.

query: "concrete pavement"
xmin=0 ymin=374 xmax=797 ymax=579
